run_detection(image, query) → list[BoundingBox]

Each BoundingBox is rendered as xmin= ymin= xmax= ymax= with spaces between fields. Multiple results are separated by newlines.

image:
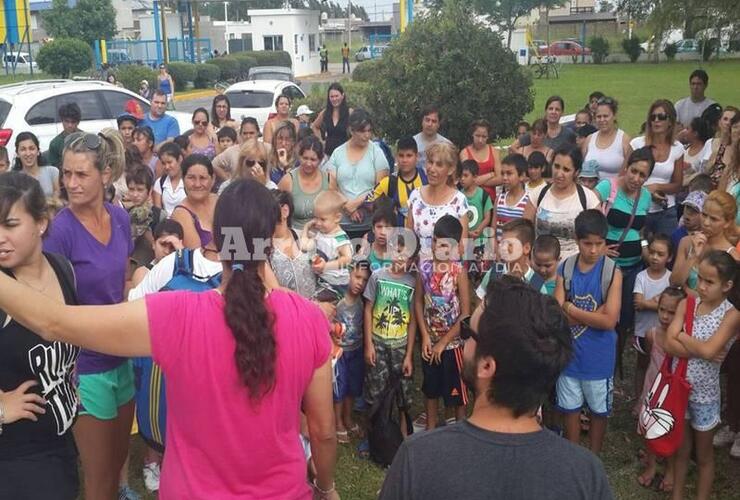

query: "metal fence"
xmin=103 ymin=38 xmax=212 ymax=67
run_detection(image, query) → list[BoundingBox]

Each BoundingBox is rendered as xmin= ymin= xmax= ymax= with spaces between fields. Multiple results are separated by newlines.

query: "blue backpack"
xmin=132 ymin=249 xmax=222 ymax=451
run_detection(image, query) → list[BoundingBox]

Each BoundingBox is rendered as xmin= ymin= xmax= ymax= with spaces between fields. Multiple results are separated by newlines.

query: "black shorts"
xmin=421 ymin=345 xmax=469 ymax=407
xmin=0 ymin=441 xmax=78 ymax=500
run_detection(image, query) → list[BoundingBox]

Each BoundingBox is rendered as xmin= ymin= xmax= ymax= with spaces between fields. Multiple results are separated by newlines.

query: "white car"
xmin=3 ymin=52 xmax=38 ymax=74
xmin=223 ymin=79 xmax=306 ymax=132
xmin=0 ymin=80 xmax=192 ymax=162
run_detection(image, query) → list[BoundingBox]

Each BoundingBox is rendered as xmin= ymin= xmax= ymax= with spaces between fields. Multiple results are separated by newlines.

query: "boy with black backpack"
xmin=367 ymin=136 xmax=427 ymax=227
xmin=554 ymin=210 xmax=622 ymax=455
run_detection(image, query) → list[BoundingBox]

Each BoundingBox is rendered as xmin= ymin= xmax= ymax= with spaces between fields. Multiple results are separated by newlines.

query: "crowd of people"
xmin=0 ymin=67 xmax=738 ymax=500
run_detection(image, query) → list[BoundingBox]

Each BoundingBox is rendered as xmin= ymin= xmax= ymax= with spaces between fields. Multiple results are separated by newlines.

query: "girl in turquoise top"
xmin=672 ymin=190 xmax=739 ymax=292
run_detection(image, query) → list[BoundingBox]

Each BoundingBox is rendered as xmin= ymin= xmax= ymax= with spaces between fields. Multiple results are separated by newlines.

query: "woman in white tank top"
xmin=582 ymin=97 xmax=632 ymax=180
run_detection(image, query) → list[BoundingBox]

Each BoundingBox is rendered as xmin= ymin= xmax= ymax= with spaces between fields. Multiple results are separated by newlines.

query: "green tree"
xmin=474 ymin=0 xmax=566 ymax=49
xmin=362 ymin=0 xmax=534 ymax=146
xmin=42 ymin=0 xmax=117 ymax=46
xmin=36 ymin=38 xmax=93 ymax=78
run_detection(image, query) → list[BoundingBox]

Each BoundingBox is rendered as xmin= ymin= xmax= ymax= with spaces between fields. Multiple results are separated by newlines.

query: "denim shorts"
xmin=555 ymin=374 xmax=613 ymax=416
xmin=686 ymin=399 xmax=721 ymax=432
xmin=333 ymin=347 xmax=364 ymax=402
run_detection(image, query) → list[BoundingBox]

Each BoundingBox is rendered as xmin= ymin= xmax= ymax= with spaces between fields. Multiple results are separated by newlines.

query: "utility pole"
xmin=347 ymin=1 xmax=352 ymax=50
xmin=224 ymin=1 xmax=229 ymax=54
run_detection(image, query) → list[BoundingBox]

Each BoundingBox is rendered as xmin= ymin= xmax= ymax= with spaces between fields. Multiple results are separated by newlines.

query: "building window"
xmin=308 ymin=34 xmax=316 ymax=52
xmin=294 ymin=34 xmax=299 ymax=54
xmin=264 ymin=35 xmax=283 ymax=51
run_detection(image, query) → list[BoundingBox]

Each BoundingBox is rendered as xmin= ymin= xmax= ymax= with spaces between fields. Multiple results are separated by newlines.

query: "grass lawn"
xmin=119 ymin=347 xmax=740 ymax=500
xmin=0 ymin=72 xmax=50 ymax=86
xmin=521 ymin=59 xmax=740 ymax=140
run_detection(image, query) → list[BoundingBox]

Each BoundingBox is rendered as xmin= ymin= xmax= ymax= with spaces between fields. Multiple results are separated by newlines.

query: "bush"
xmin=194 ymin=64 xmax=221 ymax=89
xmin=589 ymin=36 xmax=610 ymax=64
xmin=35 ymin=38 xmax=92 ymax=78
xmin=228 ymin=53 xmax=258 ymax=78
xmin=359 ymin=2 xmax=533 ymax=145
xmin=351 ymin=60 xmax=378 ymax=82
xmin=116 ymin=64 xmax=158 ymax=93
xmin=166 ymin=62 xmax=197 ymax=91
xmin=663 ymin=43 xmax=678 ymax=61
xmin=240 ymin=50 xmax=292 ymax=68
xmin=621 ymin=37 xmax=642 ymax=63
xmin=208 ymin=57 xmax=240 ymax=81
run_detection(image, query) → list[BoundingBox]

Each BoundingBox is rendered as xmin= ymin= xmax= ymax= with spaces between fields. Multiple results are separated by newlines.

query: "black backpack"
xmin=368 ymin=377 xmax=412 ymax=467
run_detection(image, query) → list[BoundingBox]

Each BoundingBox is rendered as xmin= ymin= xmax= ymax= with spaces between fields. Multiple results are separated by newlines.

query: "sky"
xmin=349 ymin=0 xmax=398 ymax=21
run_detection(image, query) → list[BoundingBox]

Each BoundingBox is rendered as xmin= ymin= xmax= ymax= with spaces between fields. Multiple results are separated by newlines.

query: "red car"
xmin=546 ymin=40 xmax=591 ymax=57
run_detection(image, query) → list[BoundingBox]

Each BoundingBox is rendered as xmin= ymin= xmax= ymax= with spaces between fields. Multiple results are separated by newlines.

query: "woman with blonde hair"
xmin=672 ymin=190 xmax=739 ymax=291
xmin=407 ymin=142 xmax=469 ymax=260
xmin=219 ymin=139 xmax=276 ymax=195
xmin=268 ymin=120 xmax=298 ymax=185
xmin=42 ymin=129 xmax=134 ymax=500
xmin=706 ymin=107 xmax=739 ymax=185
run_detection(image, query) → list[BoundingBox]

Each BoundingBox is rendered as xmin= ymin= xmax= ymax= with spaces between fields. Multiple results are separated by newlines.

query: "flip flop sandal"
xmin=357 ymin=439 xmax=370 ymax=459
xmin=637 ymin=471 xmax=655 ymax=488
xmin=659 ymin=477 xmax=674 ymax=493
xmin=348 ymin=423 xmax=362 ymax=438
xmin=336 ymin=430 xmax=350 ymax=444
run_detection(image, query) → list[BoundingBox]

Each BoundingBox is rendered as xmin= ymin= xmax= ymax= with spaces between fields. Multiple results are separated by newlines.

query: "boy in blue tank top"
xmin=554 ymin=209 xmax=623 ymax=455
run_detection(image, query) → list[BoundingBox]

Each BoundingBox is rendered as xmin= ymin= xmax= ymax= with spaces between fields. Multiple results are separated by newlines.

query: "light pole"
xmin=224 ymin=1 xmax=229 ymax=54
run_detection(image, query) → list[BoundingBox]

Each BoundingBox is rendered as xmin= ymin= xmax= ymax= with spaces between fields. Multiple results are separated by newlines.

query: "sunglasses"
xmin=460 ymin=315 xmax=478 ymax=342
xmin=650 ymin=113 xmax=669 ymax=122
xmin=65 ymin=132 xmax=102 ymax=150
xmin=194 ymin=120 xmax=208 ymax=126
xmin=245 ymin=159 xmax=267 ymax=168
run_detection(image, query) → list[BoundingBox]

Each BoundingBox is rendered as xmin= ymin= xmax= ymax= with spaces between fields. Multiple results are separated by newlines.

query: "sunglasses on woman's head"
xmin=650 ymin=113 xmax=669 ymax=122
xmin=460 ymin=315 xmax=478 ymax=342
xmin=245 ymin=159 xmax=267 ymax=168
xmin=65 ymin=132 xmax=102 ymax=150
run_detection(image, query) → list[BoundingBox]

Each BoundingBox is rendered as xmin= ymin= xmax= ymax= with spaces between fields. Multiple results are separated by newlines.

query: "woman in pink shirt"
xmin=0 ymin=179 xmax=339 ymax=500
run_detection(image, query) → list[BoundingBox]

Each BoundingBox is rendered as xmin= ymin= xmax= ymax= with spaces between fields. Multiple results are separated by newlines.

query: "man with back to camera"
xmin=379 ymin=276 xmax=614 ymax=500
xmin=675 ymin=69 xmax=715 ymax=129
xmin=413 ymin=105 xmax=451 ymax=173
xmin=141 ymin=90 xmax=180 ymax=149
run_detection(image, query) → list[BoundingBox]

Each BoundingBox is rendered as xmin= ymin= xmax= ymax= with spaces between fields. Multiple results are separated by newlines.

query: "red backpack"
xmin=638 ymin=296 xmax=695 ymax=457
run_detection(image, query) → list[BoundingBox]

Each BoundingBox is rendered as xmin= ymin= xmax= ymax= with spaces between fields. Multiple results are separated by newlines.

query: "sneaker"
xmin=731 ymin=436 xmax=740 ymax=459
xmin=142 ymin=462 xmax=161 ymax=492
xmin=118 ymin=485 xmax=141 ymax=500
xmin=713 ymin=425 xmax=736 ymax=447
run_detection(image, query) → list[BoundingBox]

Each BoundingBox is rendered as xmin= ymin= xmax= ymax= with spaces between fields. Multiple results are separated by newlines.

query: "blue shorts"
xmin=333 ymin=347 xmax=364 ymax=402
xmin=555 ymin=374 xmax=613 ymax=417
xmin=687 ymin=399 xmax=721 ymax=432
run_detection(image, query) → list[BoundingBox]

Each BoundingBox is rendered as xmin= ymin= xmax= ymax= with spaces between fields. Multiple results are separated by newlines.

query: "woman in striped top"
xmin=492 ymin=154 xmax=530 ymax=250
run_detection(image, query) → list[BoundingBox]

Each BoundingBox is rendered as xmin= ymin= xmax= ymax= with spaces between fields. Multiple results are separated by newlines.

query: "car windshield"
xmin=0 ymin=100 xmax=10 ymax=126
xmin=250 ymin=72 xmax=290 ymax=81
xmin=225 ymin=91 xmax=274 ymax=108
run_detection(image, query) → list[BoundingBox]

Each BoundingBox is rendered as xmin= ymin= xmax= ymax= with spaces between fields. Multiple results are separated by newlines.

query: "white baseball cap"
xmin=296 ymin=104 xmax=314 ymax=116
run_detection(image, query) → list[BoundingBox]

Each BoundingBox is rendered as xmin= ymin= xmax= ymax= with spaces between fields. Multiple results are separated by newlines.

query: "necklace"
xmin=15 ymin=275 xmax=50 ymax=294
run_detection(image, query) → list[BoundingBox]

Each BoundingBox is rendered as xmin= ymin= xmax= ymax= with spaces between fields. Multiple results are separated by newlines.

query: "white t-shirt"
xmin=314 ymin=229 xmax=352 ymax=286
xmin=413 ymin=132 xmax=452 ymax=173
xmin=629 ymin=136 xmax=684 ymax=213
xmin=633 ymin=268 xmax=671 ymax=338
xmin=534 ymin=186 xmax=600 ymax=260
xmin=675 ymin=96 xmax=715 ymax=127
xmin=153 ymin=176 xmax=186 ymax=217
xmin=128 ymin=248 xmax=223 ymax=300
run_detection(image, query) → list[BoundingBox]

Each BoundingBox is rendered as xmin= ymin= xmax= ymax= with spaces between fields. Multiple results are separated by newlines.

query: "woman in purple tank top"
xmin=42 ymin=129 xmax=136 ymax=500
xmin=171 ymin=154 xmax=218 ymax=249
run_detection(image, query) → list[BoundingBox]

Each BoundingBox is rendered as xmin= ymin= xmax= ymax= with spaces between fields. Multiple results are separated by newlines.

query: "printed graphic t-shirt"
xmin=363 ymin=268 xmax=416 ymax=348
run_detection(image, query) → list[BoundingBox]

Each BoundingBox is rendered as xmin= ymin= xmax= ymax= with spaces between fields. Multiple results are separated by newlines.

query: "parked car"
xmin=0 ymin=80 xmax=192 ymax=163
xmin=224 ymin=79 xmax=305 ymax=132
xmin=354 ymin=45 xmax=388 ymax=61
xmin=676 ymin=39 xmax=700 ymax=53
xmin=530 ymin=39 xmax=549 ymax=54
xmin=247 ymin=66 xmax=295 ymax=83
xmin=3 ymin=52 xmax=38 ymax=74
xmin=545 ymin=41 xmax=591 ymax=57
xmin=107 ymin=49 xmax=132 ymax=66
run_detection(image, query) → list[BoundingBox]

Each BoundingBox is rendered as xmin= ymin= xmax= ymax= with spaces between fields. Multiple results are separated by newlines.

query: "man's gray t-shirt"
xmin=379 ymin=421 xmax=613 ymax=500
xmin=413 ymin=132 xmax=451 ymax=173
xmin=675 ymin=97 xmax=715 ymax=127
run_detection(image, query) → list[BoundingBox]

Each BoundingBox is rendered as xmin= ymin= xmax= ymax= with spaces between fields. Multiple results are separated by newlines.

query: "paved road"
xmin=177 ymin=61 xmax=356 ymax=114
